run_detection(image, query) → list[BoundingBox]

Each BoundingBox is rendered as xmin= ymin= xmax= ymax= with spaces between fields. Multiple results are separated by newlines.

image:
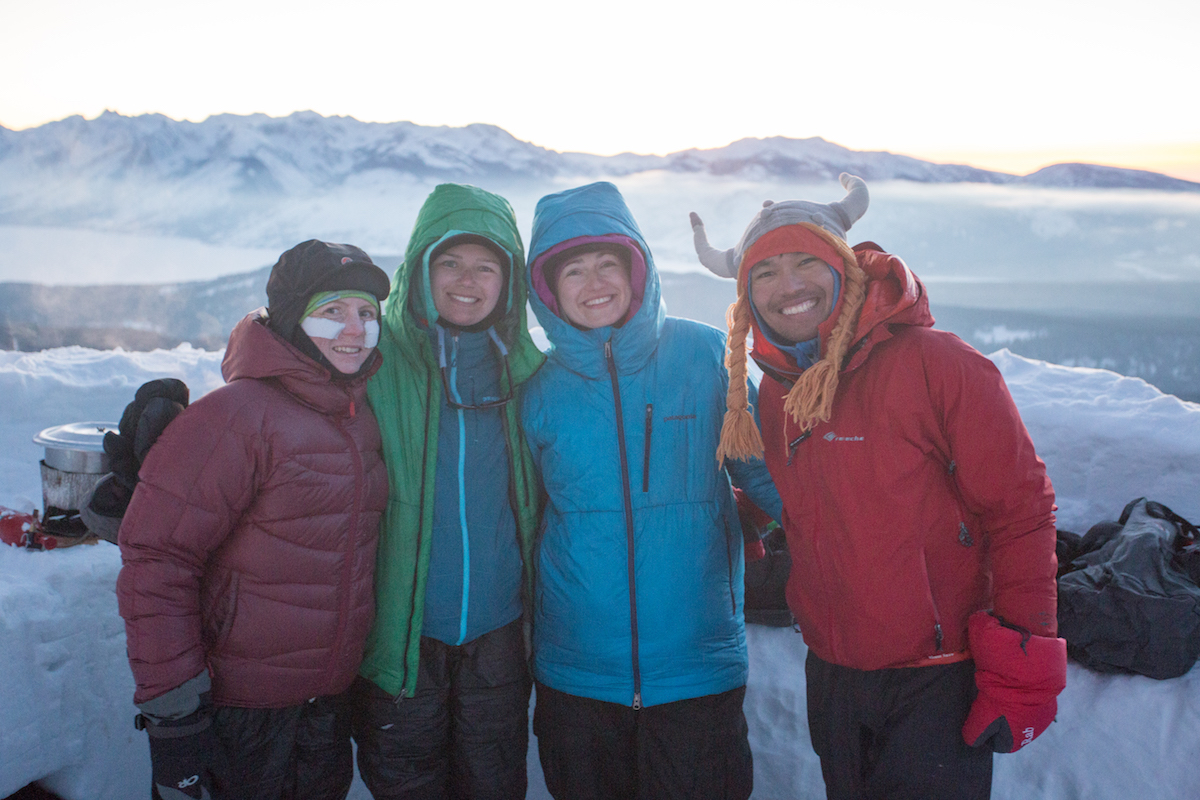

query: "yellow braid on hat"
xmin=716 ymin=223 xmax=868 ymax=462
xmin=715 ymin=289 xmax=763 ymax=463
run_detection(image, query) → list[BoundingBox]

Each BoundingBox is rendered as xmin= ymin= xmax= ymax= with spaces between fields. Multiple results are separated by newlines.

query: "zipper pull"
xmin=786 ymin=430 xmax=812 ymax=465
xmin=934 ymin=623 xmax=944 ymax=652
xmin=642 ymin=404 xmax=653 ymax=493
xmin=348 ymin=397 xmax=356 ymax=418
xmin=604 ymin=340 xmax=613 ymax=362
xmin=632 ymin=692 xmax=642 ymax=711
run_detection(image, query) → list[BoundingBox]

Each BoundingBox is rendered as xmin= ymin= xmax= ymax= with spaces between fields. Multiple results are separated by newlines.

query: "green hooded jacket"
xmin=360 ymin=184 xmax=545 ymax=697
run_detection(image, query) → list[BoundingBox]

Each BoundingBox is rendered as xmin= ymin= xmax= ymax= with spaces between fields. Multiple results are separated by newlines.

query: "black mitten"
xmin=104 ymin=378 xmax=190 ymax=490
xmin=137 ymin=706 xmax=220 ymax=800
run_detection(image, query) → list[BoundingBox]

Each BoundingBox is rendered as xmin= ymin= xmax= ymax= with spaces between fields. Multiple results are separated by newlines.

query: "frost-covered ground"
xmin=1 ymin=344 xmax=1198 ymax=799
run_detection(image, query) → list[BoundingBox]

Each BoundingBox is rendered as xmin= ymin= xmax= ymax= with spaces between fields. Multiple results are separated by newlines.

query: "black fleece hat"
xmin=266 ymin=239 xmax=391 ymax=341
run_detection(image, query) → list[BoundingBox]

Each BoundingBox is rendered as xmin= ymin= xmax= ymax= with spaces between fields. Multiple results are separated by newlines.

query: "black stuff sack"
xmin=1057 ymin=498 xmax=1200 ymax=680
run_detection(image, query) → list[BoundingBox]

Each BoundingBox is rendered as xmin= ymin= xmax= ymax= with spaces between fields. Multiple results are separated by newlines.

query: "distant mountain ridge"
xmin=2 ymin=110 xmax=1196 ymax=201
xmin=3 ymin=110 xmax=1198 ymax=262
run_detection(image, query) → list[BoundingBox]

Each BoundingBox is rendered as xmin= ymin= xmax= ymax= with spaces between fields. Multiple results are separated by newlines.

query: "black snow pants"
xmin=209 ymin=691 xmax=354 ymax=800
xmin=352 ymin=618 xmax=532 ymax=800
xmin=805 ymin=651 xmax=993 ymax=800
xmin=533 ymin=682 xmax=753 ymax=800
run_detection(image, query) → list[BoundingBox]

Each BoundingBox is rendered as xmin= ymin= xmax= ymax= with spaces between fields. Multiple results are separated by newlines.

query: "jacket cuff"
xmin=136 ymin=671 xmax=211 ymax=722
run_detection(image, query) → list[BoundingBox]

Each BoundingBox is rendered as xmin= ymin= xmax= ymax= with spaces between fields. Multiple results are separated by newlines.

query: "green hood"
xmin=388 ymin=183 xmax=536 ymax=361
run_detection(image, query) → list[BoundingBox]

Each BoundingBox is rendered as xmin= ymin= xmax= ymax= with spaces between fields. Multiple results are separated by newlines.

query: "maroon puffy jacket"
xmin=754 ymin=245 xmax=1058 ymax=671
xmin=117 ymin=313 xmax=388 ymax=707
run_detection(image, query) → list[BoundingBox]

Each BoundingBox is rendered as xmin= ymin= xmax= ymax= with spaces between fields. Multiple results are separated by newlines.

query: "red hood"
xmin=220 ymin=311 xmax=380 ymax=415
xmin=751 ymin=242 xmax=933 ymax=381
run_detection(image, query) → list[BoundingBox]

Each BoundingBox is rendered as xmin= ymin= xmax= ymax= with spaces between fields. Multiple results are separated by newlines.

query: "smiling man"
xmin=692 ymin=175 xmax=1068 ymax=800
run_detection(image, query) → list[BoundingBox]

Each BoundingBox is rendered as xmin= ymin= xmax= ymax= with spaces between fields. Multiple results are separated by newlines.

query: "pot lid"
xmin=33 ymin=422 xmax=119 ymax=453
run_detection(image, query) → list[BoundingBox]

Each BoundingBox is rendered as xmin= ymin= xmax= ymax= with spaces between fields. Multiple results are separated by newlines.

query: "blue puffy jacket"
xmin=521 ymin=182 xmax=782 ymax=708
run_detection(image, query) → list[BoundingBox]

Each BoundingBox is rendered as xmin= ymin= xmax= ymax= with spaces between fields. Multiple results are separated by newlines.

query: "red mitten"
xmin=962 ymin=610 xmax=1067 ymax=753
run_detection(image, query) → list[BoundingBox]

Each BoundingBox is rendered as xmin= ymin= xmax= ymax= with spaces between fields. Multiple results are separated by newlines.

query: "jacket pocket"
xmin=202 ymin=569 xmax=241 ymax=652
xmin=917 ymin=549 xmax=945 ymax=653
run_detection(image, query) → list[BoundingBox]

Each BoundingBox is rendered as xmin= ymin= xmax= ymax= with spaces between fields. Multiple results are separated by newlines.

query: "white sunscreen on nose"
xmin=300 ymin=316 xmax=346 ymax=340
xmin=300 ymin=317 xmax=380 ymax=348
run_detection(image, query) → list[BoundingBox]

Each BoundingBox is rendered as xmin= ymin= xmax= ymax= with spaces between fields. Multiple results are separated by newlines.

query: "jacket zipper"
xmin=331 ymin=413 xmax=363 ymax=694
xmin=788 ymin=415 xmax=836 ymax=660
xmin=449 ymin=333 xmax=471 ymax=647
xmin=398 ymin=377 xmax=436 ymax=703
xmin=919 ymin=548 xmax=945 ymax=653
xmin=642 ymin=404 xmax=653 ymax=493
xmin=501 ymin=411 xmax=534 ymax=611
xmin=606 ymin=340 xmax=642 ymax=710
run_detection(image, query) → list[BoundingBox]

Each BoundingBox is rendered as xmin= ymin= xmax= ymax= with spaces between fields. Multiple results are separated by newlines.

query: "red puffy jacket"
xmin=117 ymin=313 xmax=388 ymax=707
xmin=754 ymin=244 xmax=1058 ymax=671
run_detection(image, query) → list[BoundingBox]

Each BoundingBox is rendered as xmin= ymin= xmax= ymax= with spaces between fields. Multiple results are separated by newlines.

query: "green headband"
xmin=303 ymin=290 xmax=381 ymax=319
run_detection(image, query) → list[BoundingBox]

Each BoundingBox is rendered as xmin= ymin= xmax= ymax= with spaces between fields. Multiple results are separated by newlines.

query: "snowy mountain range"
xmin=1 ymin=111 xmax=1197 ymax=246
xmin=5 ymin=111 xmax=1197 ymax=191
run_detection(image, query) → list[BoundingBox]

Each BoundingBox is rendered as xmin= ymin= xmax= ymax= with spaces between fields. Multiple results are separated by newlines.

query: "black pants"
xmin=209 ymin=692 xmax=354 ymax=800
xmin=805 ymin=651 xmax=993 ymax=800
xmin=534 ymin=682 xmax=753 ymax=800
xmin=352 ymin=618 xmax=532 ymax=800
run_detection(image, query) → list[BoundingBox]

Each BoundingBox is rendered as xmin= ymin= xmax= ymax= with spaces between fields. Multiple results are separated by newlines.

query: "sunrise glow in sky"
xmin=3 ymin=0 xmax=1198 ymax=180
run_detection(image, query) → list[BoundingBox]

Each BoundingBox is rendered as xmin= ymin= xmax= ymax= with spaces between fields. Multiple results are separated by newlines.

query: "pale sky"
xmin=3 ymin=0 xmax=1199 ymax=179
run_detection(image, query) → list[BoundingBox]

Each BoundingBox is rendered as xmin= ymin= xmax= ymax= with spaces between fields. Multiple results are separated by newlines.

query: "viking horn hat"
xmin=690 ymin=173 xmax=869 ymax=278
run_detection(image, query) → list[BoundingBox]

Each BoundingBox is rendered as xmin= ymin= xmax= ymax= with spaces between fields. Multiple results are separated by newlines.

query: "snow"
xmin=1 ymin=344 xmax=1198 ymax=799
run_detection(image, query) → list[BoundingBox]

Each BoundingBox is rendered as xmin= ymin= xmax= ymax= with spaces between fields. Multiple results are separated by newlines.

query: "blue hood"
xmin=527 ymin=182 xmax=666 ymax=379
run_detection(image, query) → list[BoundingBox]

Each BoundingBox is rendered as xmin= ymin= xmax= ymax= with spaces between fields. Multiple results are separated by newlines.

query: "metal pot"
xmin=34 ymin=421 xmax=117 ymax=474
xmin=33 ymin=422 xmax=119 ymax=514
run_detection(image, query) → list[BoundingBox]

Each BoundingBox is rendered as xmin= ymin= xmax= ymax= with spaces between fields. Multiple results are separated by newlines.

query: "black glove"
xmin=137 ymin=706 xmax=220 ymax=800
xmin=105 ymin=378 xmax=190 ymax=491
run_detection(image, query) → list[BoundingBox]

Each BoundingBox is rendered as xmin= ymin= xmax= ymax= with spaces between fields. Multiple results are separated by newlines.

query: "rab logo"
xmin=822 ymin=431 xmax=864 ymax=442
xmin=179 ymin=775 xmax=200 ymax=788
xmin=1019 ymin=726 xmax=1036 ymax=748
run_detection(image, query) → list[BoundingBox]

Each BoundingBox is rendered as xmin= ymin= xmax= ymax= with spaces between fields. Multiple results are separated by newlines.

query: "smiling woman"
xmin=546 ymin=245 xmax=633 ymax=329
xmin=521 ymin=181 xmax=783 ymax=800
xmin=115 ymin=239 xmax=391 ymax=800
xmin=355 ymin=184 xmax=547 ymax=800
xmin=429 ymin=241 xmax=505 ymax=328
xmin=300 ymin=292 xmax=380 ymax=374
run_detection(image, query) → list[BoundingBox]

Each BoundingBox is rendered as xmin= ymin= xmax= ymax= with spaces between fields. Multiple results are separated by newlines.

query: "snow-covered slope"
xmin=1 ymin=345 xmax=1197 ymax=799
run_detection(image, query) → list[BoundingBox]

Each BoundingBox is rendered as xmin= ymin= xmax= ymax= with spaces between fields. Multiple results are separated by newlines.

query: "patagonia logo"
xmin=664 ymin=414 xmax=696 ymax=421
xmin=822 ymin=431 xmax=864 ymax=442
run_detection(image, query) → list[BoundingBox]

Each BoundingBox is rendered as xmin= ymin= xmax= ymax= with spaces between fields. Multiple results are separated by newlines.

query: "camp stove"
xmin=19 ymin=421 xmax=119 ymax=547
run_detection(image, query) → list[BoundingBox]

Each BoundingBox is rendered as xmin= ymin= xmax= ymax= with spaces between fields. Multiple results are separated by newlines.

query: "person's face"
xmin=430 ymin=243 xmax=504 ymax=327
xmin=555 ymin=250 xmax=633 ymax=329
xmin=308 ymin=297 xmax=378 ymax=374
xmin=749 ymin=252 xmax=836 ymax=344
